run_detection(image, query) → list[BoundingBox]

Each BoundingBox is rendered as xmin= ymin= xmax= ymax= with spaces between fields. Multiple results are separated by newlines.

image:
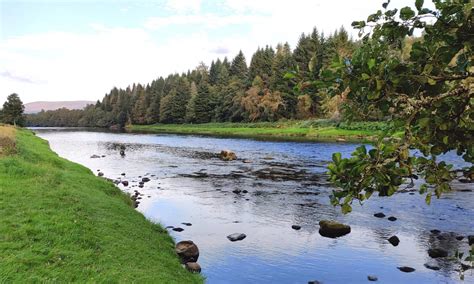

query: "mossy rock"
xmin=319 ymin=220 xmax=351 ymax=238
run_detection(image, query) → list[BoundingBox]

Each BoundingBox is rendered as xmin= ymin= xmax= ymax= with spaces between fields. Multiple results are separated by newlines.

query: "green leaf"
xmin=415 ymin=0 xmax=424 ymax=11
xmin=400 ymin=7 xmax=415 ymax=21
xmin=425 ymin=192 xmax=432 ymax=205
xmin=341 ymin=203 xmax=352 ymax=214
xmin=427 ymin=78 xmax=436 ymax=85
xmin=368 ymin=58 xmax=376 ymax=70
xmin=332 ymin=152 xmax=342 ymax=164
xmin=361 ymin=73 xmax=370 ymax=80
xmin=283 ymin=72 xmax=296 ymax=79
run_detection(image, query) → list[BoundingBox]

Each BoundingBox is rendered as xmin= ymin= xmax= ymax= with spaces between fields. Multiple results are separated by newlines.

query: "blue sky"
xmin=0 ymin=0 xmax=426 ymax=103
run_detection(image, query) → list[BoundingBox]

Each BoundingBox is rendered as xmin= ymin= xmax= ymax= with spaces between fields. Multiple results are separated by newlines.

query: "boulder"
xmin=292 ymin=225 xmax=301 ymax=230
xmin=367 ymin=275 xmax=378 ymax=281
xmin=121 ymin=181 xmax=129 ymax=186
xmin=175 ymin=240 xmax=199 ymax=263
xmin=227 ymin=233 xmax=246 ymax=242
xmin=428 ymin=248 xmax=448 ymax=258
xmin=318 ymin=220 xmax=351 ymax=238
xmin=374 ymin=212 xmax=386 ymax=218
xmin=388 ymin=236 xmax=400 ymax=246
xmin=220 ymin=150 xmax=237 ymax=161
xmin=185 ymin=262 xmax=201 ymax=273
xmin=397 ymin=266 xmax=415 ymax=273
xmin=232 ymin=189 xmax=242 ymax=194
xmin=121 ymin=173 xmax=126 ymax=176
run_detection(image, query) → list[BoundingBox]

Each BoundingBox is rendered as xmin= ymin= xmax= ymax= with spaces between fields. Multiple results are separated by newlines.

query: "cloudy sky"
xmin=0 ymin=0 xmax=423 ymax=103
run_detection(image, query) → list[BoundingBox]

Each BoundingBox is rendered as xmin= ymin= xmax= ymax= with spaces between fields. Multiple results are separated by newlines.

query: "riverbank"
xmin=128 ymin=120 xmax=391 ymax=142
xmin=0 ymin=127 xmax=202 ymax=282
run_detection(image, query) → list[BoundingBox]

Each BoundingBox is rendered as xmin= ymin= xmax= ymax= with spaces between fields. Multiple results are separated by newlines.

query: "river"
xmin=32 ymin=128 xmax=473 ymax=283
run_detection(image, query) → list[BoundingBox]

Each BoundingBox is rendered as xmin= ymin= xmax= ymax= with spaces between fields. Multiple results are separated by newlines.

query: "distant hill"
xmin=24 ymin=101 xmax=94 ymax=114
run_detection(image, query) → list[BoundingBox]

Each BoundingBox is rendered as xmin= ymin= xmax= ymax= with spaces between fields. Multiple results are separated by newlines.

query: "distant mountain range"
xmin=24 ymin=101 xmax=94 ymax=114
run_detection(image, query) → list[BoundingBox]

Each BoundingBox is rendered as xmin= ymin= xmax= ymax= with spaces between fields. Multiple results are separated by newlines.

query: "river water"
xmin=33 ymin=128 xmax=473 ymax=284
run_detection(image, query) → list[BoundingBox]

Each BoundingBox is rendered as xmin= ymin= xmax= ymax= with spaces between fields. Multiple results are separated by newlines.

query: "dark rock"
xmin=139 ymin=181 xmax=144 ymax=185
xmin=308 ymin=281 xmax=322 ymax=284
xmin=175 ymin=240 xmax=199 ymax=263
xmin=292 ymin=225 xmax=301 ymax=230
xmin=165 ymin=226 xmax=174 ymax=229
xmin=409 ymin=192 xmax=415 ymax=195
xmin=388 ymin=236 xmax=400 ymax=246
xmin=437 ymin=235 xmax=446 ymax=240
xmin=220 ymin=150 xmax=237 ymax=161
xmin=185 ymin=262 xmax=201 ymax=273
xmin=242 ymin=190 xmax=248 ymax=193
xmin=142 ymin=177 xmax=150 ymax=182
xmin=318 ymin=220 xmax=351 ymax=238
xmin=101 ymin=155 xmax=106 ymax=158
xmin=120 ymin=150 xmax=125 ymax=156
xmin=461 ymin=263 xmax=472 ymax=271
xmin=232 ymin=189 xmax=242 ymax=194
xmin=121 ymin=181 xmax=129 ymax=186
xmin=138 ymin=184 xmax=144 ymax=188
xmin=430 ymin=229 xmax=441 ymax=234
xmin=388 ymin=216 xmax=397 ymax=221
xmin=121 ymin=173 xmax=126 ymax=176
xmin=456 ymin=235 xmax=464 ymax=241
xmin=227 ymin=233 xmax=246 ymax=242
xmin=397 ymin=266 xmax=415 ymax=273
xmin=424 ymin=263 xmax=440 ymax=271
xmin=367 ymin=275 xmax=378 ymax=281
xmin=428 ymin=248 xmax=448 ymax=258
xmin=98 ymin=172 xmax=104 ymax=177
xmin=468 ymin=235 xmax=474 ymax=246
xmin=374 ymin=212 xmax=386 ymax=218
xmin=90 ymin=154 xmax=100 ymax=158
xmin=242 ymin=159 xmax=252 ymax=163
xmin=173 ymin=227 xmax=184 ymax=232
xmin=181 ymin=222 xmax=192 ymax=226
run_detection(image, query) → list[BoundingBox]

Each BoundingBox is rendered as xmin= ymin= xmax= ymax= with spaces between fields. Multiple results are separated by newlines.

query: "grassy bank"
xmin=128 ymin=120 xmax=391 ymax=142
xmin=0 ymin=127 xmax=202 ymax=283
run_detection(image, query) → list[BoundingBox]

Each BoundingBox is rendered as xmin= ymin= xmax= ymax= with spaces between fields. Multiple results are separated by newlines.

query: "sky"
xmin=0 ymin=0 xmax=426 ymax=103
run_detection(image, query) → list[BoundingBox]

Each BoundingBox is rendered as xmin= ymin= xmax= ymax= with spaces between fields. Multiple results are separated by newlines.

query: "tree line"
xmin=27 ymin=27 xmax=356 ymax=127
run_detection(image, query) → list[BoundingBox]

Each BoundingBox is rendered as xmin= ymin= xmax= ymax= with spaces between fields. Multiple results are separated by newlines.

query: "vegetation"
xmin=128 ymin=120 xmax=388 ymax=142
xmin=1 ymin=93 xmax=25 ymax=127
xmin=0 ymin=127 xmax=202 ymax=283
xmin=0 ymin=125 xmax=16 ymax=157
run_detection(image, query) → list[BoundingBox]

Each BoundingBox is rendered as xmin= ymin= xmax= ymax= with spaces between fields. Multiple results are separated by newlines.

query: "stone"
xmin=468 ymin=235 xmax=474 ymax=246
xmin=121 ymin=181 xmax=129 ymax=186
xmin=242 ymin=190 xmax=248 ymax=193
xmin=90 ymin=154 xmax=100 ymax=158
xmin=121 ymin=173 xmax=126 ymax=176
xmin=397 ymin=266 xmax=415 ymax=273
xmin=456 ymin=235 xmax=464 ymax=241
xmin=243 ymin=159 xmax=252 ymax=163
xmin=428 ymin=248 xmax=448 ymax=258
xmin=292 ymin=225 xmax=301 ymax=230
xmin=165 ymin=226 xmax=174 ymax=229
xmin=318 ymin=220 xmax=351 ymax=238
xmin=181 ymin=222 xmax=192 ymax=226
xmin=388 ymin=236 xmax=400 ymax=246
xmin=173 ymin=227 xmax=184 ymax=232
xmin=368 ymin=275 xmax=378 ymax=281
xmin=424 ymin=263 xmax=440 ymax=271
xmin=185 ymin=262 xmax=201 ymax=273
xmin=227 ymin=233 xmax=246 ymax=242
xmin=430 ymin=229 xmax=441 ymax=234
xmin=98 ymin=172 xmax=104 ymax=177
xmin=220 ymin=150 xmax=237 ymax=161
xmin=142 ymin=177 xmax=150 ymax=182
xmin=308 ymin=281 xmax=322 ymax=284
xmin=232 ymin=189 xmax=242 ymax=194
xmin=175 ymin=240 xmax=199 ymax=263
xmin=387 ymin=216 xmax=397 ymax=221
xmin=374 ymin=212 xmax=386 ymax=218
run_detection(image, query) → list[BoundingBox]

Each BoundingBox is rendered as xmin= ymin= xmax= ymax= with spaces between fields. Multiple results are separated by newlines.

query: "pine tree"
xmin=1 ymin=93 xmax=25 ymax=126
xmin=230 ymin=50 xmax=248 ymax=83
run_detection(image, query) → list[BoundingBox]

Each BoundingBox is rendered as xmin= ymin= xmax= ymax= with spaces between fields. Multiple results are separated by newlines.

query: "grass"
xmin=0 ymin=125 xmax=17 ymax=157
xmin=0 ymin=128 xmax=203 ymax=283
xmin=128 ymin=120 xmax=391 ymax=142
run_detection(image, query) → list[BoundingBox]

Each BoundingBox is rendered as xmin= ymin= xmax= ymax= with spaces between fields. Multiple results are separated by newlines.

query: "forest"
xmin=26 ymin=27 xmax=358 ymax=127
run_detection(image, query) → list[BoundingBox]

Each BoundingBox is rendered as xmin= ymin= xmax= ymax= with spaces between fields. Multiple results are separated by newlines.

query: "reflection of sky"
xmin=34 ymin=129 xmax=473 ymax=283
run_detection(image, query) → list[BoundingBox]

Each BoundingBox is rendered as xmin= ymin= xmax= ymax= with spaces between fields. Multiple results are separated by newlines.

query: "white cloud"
xmin=165 ymin=0 xmax=202 ymax=14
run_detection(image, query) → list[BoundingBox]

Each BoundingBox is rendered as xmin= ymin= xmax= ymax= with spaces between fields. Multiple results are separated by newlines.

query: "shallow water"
xmin=33 ymin=128 xmax=473 ymax=284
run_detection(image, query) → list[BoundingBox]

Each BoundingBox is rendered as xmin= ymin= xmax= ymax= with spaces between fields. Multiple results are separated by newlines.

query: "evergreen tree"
xmin=193 ymin=82 xmax=212 ymax=123
xmin=1 ymin=93 xmax=25 ymax=126
xmin=230 ymin=50 xmax=248 ymax=83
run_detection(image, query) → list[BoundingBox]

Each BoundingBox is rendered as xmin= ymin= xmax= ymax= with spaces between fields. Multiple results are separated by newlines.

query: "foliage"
xmin=1 ymin=93 xmax=25 ymax=126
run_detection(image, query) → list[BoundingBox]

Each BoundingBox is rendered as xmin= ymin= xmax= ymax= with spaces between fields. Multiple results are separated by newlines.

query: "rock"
xmin=374 ymin=212 xmax=386 ymax=218
xmin=388 ymin=236 xmax=400 ymax=246
xmin=90 ymin=154 xmax=100 ymax=158
xmin=181 ymin=222 xmax=192 ymax=226
xmin=220 ymin=150 xmax=237 ymax=161
xmin=227 ymin=233 xmax=246 ymax=242
xmin=430 ymin=229 xmax=441 ymax=234
xmin=242 ymin=190 xmax=248 ymax=193
xmin=98 ymin=172 xmax=104 ymax=177
xmin=101 ymin=155 xmax=106 ymax=157
xmin=456 ymin=235 xmax=464 ymax=241
xmin=139 ymin=181 xmax=144 ymax=185
xmin=165 ymin=226 xmax=174 ymax=229
xmin=308 ymin=281 xmax=322 ymax=284
xmin=424 ymin=263 xmax=440 ymax=271
xmin=121 ymin=173 xmax=126 ymax=176
xmin=173 ymin=227 xmax=184 ymax=232
xmin=185 ymin=262 xmax=201 ymax=273
xmin=387 ymin=216 xmax=397 ymax=221
xmin=461 ymin=263 xmax=472 ymax=271
xmin=318 ymin=220 xmax=351 ymax=238
xmin=397 ymin=266 xmax=415 ymax=273
xmin=292 ymin=225 xmax=301 ymax=230
xmin=120 ymin=150 xmax=125 ymax=156
xmin=367 ymin=275 xmax=378 ymax=281
xmin=468 ymin=235 xmax=474 ymax=245
xmin=121 ymin=181 xmax=129 ymax=186
xmin=428 ymin=248 xmax=448 ymax=258
xmin=409 ymin=192 xmax=415 ymax=195
xmin=232 ymin=189 xmax=242 ymax=194
xmin=138 ymin=184 xmax=144 ymax=188
xmin=175 ymin=240 xmax=199 ymax=263
xmin=142 ymin=177 xmax=150 ymax=182
xmin=243 ymin=159 xmax=252 ymax=163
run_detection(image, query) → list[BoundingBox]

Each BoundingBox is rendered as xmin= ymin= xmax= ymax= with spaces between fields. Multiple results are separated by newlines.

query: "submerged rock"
xmin=175 ymin=240 xmax=199 ymax=263
xmin=397 ymin=266 xmax=415 ymax=273
xmin=308 ymin=281 xmax=322 ymax=284
xmin=90 ymin=154 xmax=101 ymax=158
xmin=185 ymin=262 xmax=201 ymax=273
xmin=424 ymin=263 xmax=440 ymax=271
xmin=387 ymin=216 xmax=397 ymax=221
xmin=428 ymin=248 xmax=448 ymax=258
xmin=227 ymin=233 xmax=246 ymax=242
xmin=220 ymin=150 xmax=237 ymax=161
xmin=388 ymin=236 xmax=400 ymax=246
xmin=173 ymin=227 xmax=184 ymax=232
xmin=292 ymin=225 xmax=301 ymax=230
xmin=367 ymin=275 xmax=378 ymax=281
xmin=318 ymin=220 xmax=351 ymax=238
xmin=374 ymin=212 xmax=386 ymax=218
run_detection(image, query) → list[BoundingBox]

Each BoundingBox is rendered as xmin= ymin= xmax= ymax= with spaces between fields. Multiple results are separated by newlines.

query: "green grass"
xmin=0 ymin=128 xmax=203 ymax=283
xmin=128 ymin=120 xmax=390 ymax=142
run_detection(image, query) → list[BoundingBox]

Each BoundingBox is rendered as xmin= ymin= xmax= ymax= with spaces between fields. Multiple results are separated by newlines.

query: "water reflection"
xmin=33 ymin=128 xmax=473 ymax=283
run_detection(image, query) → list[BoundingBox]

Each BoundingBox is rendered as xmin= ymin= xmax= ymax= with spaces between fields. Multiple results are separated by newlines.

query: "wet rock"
xmin=387 ymin=216 xmax=397 ymax=221
xmin=232 ymin=189 xmax=242 ymax=194
xmin=175 ymin=240 xmax=199 ymax=263
xmin=90 ymin=154 xmax=101 ymax=158
xmin=121 ymin=173 xmax=126 ymax=176
xmin=318 ymin=220 xmax=351 ymax=238
xmin=98 ymin=172 xmax=104 ymax=177
xmin=242 ymin=190 xmax=248 ymax=193
xmin=292 ymin=225 xmax=301 ymax=230
xmin=181 ymin=222 xmax=192 ymax=226
xmin=220 ymin=150 xmax=237 ymax=161
xmin=397 ymin=266 xmax=415 ymax=273
xmin=139 ymin=181 xmax=144 ymax=185
xmin=138 ymin=184 xmax=144 ymax=188
xmin=424 ymin=263 xmax=440 ymax=271
xmin=468 ymin=235 xmax=474 ymax=245
xmin=374 ymin=212 xmax=386 ymax=218
xmin=461 ymin=263 xmax=472 ymax=271
xmin=185 ymin=262 xmax=201 ymax=273
xmin=308 ymin=281 xmax=322 ymax=284
xmin=409 ymin=192 xmax=415 ymax=195
xmin=388 ymin=236 xmax=400 ymax=246
xmin=142 ymin=177 xmax=150 ymax=182
xmin=101 ymin=155 xmax=106 ymax=158
xmin=227 ymin=233 xmax=246 ymax=242
xmin=121 ymin=181 xmax=129 ymax=186
xmin=428 ymin=248 xmax=448 ymax=258
xmin=120 ymin=150 xmax=125 ymax=156
xmin=456 ymin=235 xmax=464 ymax=241
xmin=367 ymin=275 xmax=378 ymax=281
xmin=173 ymin=227 xmax=184 ymax=232
xmin=165 ymin=226 xmax=174 ymax=229
xmin=430 ymin=229 xmax=441 ymax=234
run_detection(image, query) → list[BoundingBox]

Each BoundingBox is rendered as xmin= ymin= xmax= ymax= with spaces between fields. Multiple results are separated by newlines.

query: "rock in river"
xmin=468 ymin=235 xmax=474 ymax=245
xmin=173 ymin=227 xmax=184 ymax=232
xmin=424 ymin=263 xmax=440 ymax=271
xmin=121 ymin=181 xmax=129 ymax=186
xmin=318 ymin=220 xmax=351 ymax=238
xmin=220 ymin=150 xmax=237 ymax=161
xmin=90 ymin=154 xmax=101 ymax=158
xmin=185 ymin=262 xmax=201 ymax=273
xmin=175 ymin=240 xmax=199 ymax=263
xmin=428 ymin=248 xmax=448 ymax=258
xmin=292 ymin=225 xmax=301 ymax=230
xmin=388 ymin=236 xmax=400 ymax=246
xmin=98 ymin=172 xmax=104 ymax=177
xmin=387 ymin=216 xmax=397 ymax=221
xmin=374 ymin=212 xmax=386 ymax=218
xmin=367 ymin=275 xmax=378 ymax=281
xmin=142 ymin=177 xmax=150 ymax=182
xmin=227 ymin=233 xmax=246 ymax=242
xmin=398 ymin=266 xmax=415 ymax=273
